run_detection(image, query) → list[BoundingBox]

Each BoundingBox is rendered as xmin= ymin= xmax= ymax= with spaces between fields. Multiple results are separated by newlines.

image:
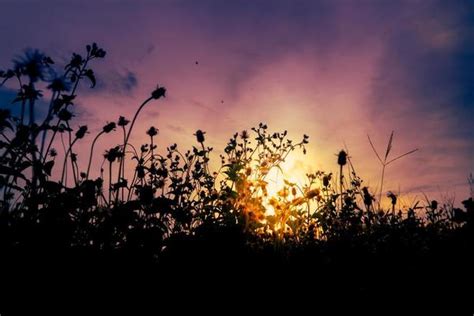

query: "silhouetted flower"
xmin=49 ymin=148 xmax=57 ymax=157
xmin=337 ymin=150 xmax=347 ymax=166
xmin=75 ymin=125 xmax=88 ymax=139
xmin=87 ymin=43 xmax=107 ymax=59
xmin=323 ymin=174 xmax=331 ymax=187
xmin=117 ymin=116 xmax=129 ymax=127
xmin=67 ymin=53 xmax=84 ymax=70
xmin=13 ymin=49 xmax=50 ymax=82
xmin=147 ymin=126 xmax=158 ymax=137
xmin=102 ymin=122 xmax=116 ymax=133
xmin=240 ymin=130 xmax=249 ymax=140
xmin=104 ymin=146 xmax=122 ymax=162
xmin=47 ymin=76 xmax=70 ymax=92
xmin=58 ymin=109 xmax=73 ymax=121
xmin=195 ymin=130 xmax=206 ymax=143
xmin=362 ymin=187 xmax=374 ymax=206
xmin=151 ymin=85 xmax=166 ymax=99
xmin=387 ymin=191 xmax=397 ymax=206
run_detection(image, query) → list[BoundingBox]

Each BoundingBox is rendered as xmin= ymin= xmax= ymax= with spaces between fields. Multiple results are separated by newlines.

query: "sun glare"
xmin=263 ymin=156 xmax=307 ymax=216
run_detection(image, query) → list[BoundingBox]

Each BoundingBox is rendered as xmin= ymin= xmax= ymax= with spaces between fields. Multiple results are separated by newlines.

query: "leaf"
xmin=384 ymin=131 xmax=394 ymax=161
xmin=0 ymin=165 xmax=26 ymax=180
xmin=84 ymin=69 xmax=96 ymax=88
xmin=44 ymin=160 xmax=55 ymax=176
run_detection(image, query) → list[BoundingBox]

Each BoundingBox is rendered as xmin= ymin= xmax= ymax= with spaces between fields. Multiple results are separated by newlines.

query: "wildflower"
xmin=240 ymin=130 xmax=249 ymax=140
xmin=47 ymin=76 xmax=70 ymax=92
xmin=362 ymin=187 xmax=374 ymax=206
xmin=323 ymin=175 xmax=330 ymax=187
xmin=75 ymin=125 xmax=88 ymax=139
xmin=87 ymin=43 xmax=107 ymax=59
xmin=151 ymin=85 xmax=166 ymax=99
xmin=117 ymin=116 xmax=129 ymax=127
xmin=104 ymin=146 xmax=122 ymax=163
xmin=49 ymin=148 xmax=58 ymax=157
xmin=58 ymin=108 xmax=73 ymax=121
xmin=337 ymin=150 xmax=347 ymax=166
xmin=68 ymin=53 xmax=84 ymax=70
xmin=147 ymin=126 xmax=158 ymax=137
xmin=102 ymin=122 xmax=116 ymax=133
xmin=13 ymin=49 xmax=50 ymax=82
xmin=306 ymin=189 xmax=320 ymax=199
xmin=195 ymin=130 xmax=206 ymax=143
xmin=387 ymin=191 xmax=397 ymax=206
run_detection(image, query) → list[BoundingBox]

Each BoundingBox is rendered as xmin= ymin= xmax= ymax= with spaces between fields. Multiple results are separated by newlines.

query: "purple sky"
xmin=1 ymin=0 xmax=473 ymax=205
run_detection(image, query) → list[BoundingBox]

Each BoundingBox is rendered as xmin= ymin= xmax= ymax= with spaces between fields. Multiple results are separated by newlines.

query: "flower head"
xmin=14 ymin=49 xmax=51 ymax=82
xmin=58 ymin=108 xmax=73 ymax=121
xmin=75 ymin=125 xmax=88 ymax=139
xmin=147 ymin=126 xmax=159 ymax=137
xmin=102 ymin=122 xmax=116 ymax=133
xmin=117 ymin=116 xmax=130 ymax=127
xmin=104 ymin=146 xmax=122 ymax=162
xmin=47 ymin=76 xmax=70 ymax=92
xmin=387 ymin=191 xmax=397 ymax=206
xmin=195 ymin=130 xmax=206 ymax=143
xmin=337 ymin=150 xmax=347 ymax=166
xmin=151 ymin=85 xmax=166 ymax=99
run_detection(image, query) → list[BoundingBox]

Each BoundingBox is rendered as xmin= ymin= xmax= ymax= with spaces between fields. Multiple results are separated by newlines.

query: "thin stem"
xmin=60 ymin=137 xmax=78 ymax=185
xmin=39 ymin=91 xmax=57 ymax=159
xmin=339 ymin=165 xmax=343 ymax=212
xmin=86 ymin=130 xmax=105 ymax=179
xmin=379 ymin=164 xmax=386 ymax=208
xmin=109 ymin=161 xmax=112 ymax=204
xmin=119 ymin=97 xmax=153 ymax=185
xmin=66 ymin=122 xmax=77 ymax=185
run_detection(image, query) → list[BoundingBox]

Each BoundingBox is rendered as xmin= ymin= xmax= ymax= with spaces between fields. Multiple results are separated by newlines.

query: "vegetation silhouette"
xmin=0 ymin=44 xmax=473 ymax=311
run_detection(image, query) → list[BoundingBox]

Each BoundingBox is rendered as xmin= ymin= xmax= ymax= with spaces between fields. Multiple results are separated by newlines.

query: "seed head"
xmin=337 ymin=150 xmax=347 ymax=166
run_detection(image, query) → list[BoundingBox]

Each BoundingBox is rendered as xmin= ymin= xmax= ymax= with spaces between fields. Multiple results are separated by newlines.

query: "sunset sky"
xmin=1 ymin=0 xmax=473 ymax=205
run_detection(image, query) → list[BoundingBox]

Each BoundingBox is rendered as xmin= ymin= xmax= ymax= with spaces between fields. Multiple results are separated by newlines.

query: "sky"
xmin=0 ymin=0 xmax=473 ymax=206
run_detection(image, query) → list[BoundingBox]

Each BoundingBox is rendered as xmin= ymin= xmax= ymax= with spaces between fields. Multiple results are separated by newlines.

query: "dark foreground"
xmin=1 ymin=203 xmax=473 ymax=314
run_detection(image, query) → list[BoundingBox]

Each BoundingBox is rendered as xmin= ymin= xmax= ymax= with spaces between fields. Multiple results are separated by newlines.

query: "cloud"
xmin=93 ymin=69 xmax=138 ymax=95
xmin=0 ymin=0 xmax=472 ymax=201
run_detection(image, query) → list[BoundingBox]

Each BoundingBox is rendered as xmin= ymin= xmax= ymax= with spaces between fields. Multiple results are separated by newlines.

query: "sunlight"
xmin=263 ymin=156 xmax=307 ymax=216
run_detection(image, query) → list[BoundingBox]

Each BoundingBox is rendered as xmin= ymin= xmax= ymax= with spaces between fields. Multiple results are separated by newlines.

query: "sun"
xmin=263 ymin=159 xmax=306 ymax=216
